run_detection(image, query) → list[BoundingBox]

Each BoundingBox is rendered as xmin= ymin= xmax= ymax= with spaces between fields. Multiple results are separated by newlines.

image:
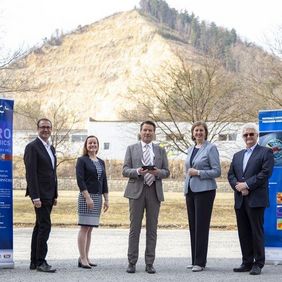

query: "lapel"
xmin=87 ymin=156 xmax=98 ymax=178
xmin=243 ymin=144 xmax=260 ymax=174
xmin=137 ymin=142 xmax=144 ymax=166
xmin=186 ymin=146 xmax=194 ymax=168
xmin=36 ymin=138 xmax=54 ymax=169
xmin=51 ymin=145 xmax=57 ymax=168
xmin=192 ymin=141 xmax=209 ymax=166
xmin=152 ymin=143 xmax=158 ymax=155
xmin=239 ymin=150 xmax=245 ymax=175
xmin=152 ymin=143 xmax=159 ymax=165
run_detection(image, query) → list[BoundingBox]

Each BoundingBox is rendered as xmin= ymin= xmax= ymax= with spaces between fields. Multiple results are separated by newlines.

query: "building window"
xmin=71 ymin=135 xmax=88 ymax=142
xmin=104 ymin=142 xmax=110 ymax=150
xmin=53 ymin=134 xmax=70 ymax=142
xmin=228 ymin=133 xmax=237 ymax=141
xmin=218 ymin=133 xmax=237 ymax=141
xmin=218 ymin=134 xmax=228 ymax=141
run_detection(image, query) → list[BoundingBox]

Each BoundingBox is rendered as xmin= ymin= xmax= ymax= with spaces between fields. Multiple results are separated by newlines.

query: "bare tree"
xmin=123 ymin=52 xmax=243 ymax=154
xmin=0 ymin=49 xmax=31 ymax=96
xmin=15 ymin=97 xmax=81 ymax=166
xmin=242 ymin=27 xmax=282 ymax=119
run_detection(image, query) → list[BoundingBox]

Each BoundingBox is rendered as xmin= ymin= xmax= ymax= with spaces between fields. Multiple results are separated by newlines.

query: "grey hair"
xmin=241 ymin=123 xmax=258 ymax=135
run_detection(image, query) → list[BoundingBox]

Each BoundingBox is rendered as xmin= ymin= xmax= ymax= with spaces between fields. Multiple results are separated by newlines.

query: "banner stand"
xmin=0 ymin=98 xmax=14 ymax=269
xmin=259 ymin=110 xmax=282 ymax=265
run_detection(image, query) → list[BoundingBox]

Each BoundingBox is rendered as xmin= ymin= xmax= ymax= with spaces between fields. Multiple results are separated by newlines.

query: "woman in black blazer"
xmin=76 ymin=135 xmax=109 ymax=268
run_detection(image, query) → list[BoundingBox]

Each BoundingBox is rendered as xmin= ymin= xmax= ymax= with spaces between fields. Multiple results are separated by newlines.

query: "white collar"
xmin=141 ymin=141 xmax=153 ymax=149
xmin=38 ymin=136 xmax=50 ymax=147
xmin=246 ymin=143 xmax=257 ymax=152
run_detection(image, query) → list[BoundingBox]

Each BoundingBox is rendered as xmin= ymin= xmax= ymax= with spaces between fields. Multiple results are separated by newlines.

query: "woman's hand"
xmin=103 ymin=200 xmax=109 ymax=212
xmin=188 ymin=168 xmax=199 ymax=176
xmin=86 ymin=197 xmax=94 ymax=209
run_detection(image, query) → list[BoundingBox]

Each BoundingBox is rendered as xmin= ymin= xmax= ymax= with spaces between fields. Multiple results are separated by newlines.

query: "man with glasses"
xmin=24 ymin=118 xmax=57 ymax=273
xmin=228 ymin=123 xmax=274 ymax=275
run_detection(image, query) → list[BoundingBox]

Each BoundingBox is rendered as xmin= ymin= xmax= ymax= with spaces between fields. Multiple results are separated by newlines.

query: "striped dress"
xmin=78 ymin=159 xmax=103 ymax=227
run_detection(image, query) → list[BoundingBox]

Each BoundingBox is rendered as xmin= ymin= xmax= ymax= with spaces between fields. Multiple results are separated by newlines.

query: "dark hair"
xmin=191 ymin=121 xmax=208 ymax=142
xmin=82 ymin=135 xmax=99 ymax=156
xmin=140 ymin=120 xmax=156 ymax=132
xmin=37 ymin=118 xmax=52 ymax=128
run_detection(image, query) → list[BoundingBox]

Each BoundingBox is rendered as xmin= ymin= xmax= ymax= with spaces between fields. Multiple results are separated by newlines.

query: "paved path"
xmin=0 ymin=228 xmax=281 ymax=281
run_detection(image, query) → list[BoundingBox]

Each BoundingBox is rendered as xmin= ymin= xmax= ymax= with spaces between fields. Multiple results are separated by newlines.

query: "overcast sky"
xmin=1 ymin=0 xmax=281 ymax=54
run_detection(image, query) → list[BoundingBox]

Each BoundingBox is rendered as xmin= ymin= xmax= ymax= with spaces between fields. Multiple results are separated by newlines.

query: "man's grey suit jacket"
xmin=123 ymin=142 xmax=170 ymax=202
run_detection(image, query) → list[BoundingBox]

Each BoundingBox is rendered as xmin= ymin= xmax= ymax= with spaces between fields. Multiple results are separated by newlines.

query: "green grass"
xmin=14 ymin=190 xmax=236 ymax=229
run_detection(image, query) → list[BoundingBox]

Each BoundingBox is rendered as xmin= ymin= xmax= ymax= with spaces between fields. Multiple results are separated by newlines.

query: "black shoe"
xmin=37 ymin=261 xmax=56 ymax=273
xmin=29 ymin=262 xmax=36 ymax=270
xmin=250 ymin=265 xmax=261 ymax=275
xmin=126 ymin=263 xmax=136 ymax=273
xmin=45 ymin=261 xmax=52 ymax=268
xmin=78 ymin=258 xmax=91 ymax=269
xmin=88 ymin=262 xmax=97 ymax=267
xmin=145 ymin=264 xmax=156 ymax=274
xmin=233 ymin=264 xmax=252 ymax=272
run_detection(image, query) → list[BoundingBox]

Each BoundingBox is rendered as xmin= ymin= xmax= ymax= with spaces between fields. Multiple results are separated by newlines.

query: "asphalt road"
xmin=0 ymin=228 xmax=281 ymax=281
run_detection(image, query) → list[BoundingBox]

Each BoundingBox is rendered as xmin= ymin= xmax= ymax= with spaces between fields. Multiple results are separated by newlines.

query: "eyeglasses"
xmin=38 ymin=126 xmax=52 ymax=130
xmin=243 ymin=133 xmax=255 ymax=138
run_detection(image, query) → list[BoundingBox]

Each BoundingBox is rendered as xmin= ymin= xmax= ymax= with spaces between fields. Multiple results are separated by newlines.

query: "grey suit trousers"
xmin=128 ymin=183 xmax=160 ymax=265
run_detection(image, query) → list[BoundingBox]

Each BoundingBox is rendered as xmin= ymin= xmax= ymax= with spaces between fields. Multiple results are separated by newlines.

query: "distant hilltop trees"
xmin=139 ymin=0 xmax=240 ymax=71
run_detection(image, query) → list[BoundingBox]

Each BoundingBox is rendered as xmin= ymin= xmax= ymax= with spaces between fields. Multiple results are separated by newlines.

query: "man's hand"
xmin=138 ymin=167 xmax=149 ymax=175
xmin=148 ymin=167 xmax=159 ymax=176
xmin=53 ymin=198 xmax=58 ymax=206
xmin=33 ymin=199 xmax=42 ymax=209
xmin=235 ymin=182 xmax=248 ymax=192
xmin=241 ymin=189 xmax=249 ymax=196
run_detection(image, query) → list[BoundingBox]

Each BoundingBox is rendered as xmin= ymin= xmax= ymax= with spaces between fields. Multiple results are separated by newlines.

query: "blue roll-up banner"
xmin=0 ymin=98 xmax=14 ymax=269
xmin=259 ymin=109 xmax=282 ymax=264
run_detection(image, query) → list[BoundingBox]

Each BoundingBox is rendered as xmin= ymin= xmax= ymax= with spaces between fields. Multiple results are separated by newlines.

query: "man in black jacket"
xmin=228 ymin=123 xmax=274 ymax=275
xmin=24 ymin=118 xmax=58 ymax=273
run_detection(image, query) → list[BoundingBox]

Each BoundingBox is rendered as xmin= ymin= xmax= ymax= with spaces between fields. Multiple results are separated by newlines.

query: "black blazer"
xmin=76 ymin=155 xmax=108 ymax=194
xmin=24 ymin=137 xmax=58 ymax=200
xmin=228 ymin=144 xmax=274 ymax=209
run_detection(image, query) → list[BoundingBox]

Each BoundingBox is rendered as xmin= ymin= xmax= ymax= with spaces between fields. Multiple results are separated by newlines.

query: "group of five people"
xmin=23 ymin=119 xmax=274 ymax=275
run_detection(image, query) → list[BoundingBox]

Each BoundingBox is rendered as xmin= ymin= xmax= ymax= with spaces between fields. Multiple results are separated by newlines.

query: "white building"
xmin=87 ymin=120 xmax=247 ymax=162
xmin=12 ymin=120 xmax=251 ymax=161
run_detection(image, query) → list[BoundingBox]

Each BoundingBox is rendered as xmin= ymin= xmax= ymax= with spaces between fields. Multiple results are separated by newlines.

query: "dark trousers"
xmin=31 ymin=200 xmax=53 ymax=266
xmin=185 ymin=188 xmax=216 ymax=267
xmin=235 ymin=198 xmax=265 ymax=268
xmin=128 ymin=183 xmax=160 ymax=265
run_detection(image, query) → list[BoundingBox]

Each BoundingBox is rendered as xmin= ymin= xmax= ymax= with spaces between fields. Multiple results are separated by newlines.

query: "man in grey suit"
xmin=123 ymin=120 xmax=170 ymax=274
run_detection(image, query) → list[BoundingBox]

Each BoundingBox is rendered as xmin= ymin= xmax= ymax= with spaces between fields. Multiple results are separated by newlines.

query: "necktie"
xmin=143 ymin=144 xmax=155 ymax=186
